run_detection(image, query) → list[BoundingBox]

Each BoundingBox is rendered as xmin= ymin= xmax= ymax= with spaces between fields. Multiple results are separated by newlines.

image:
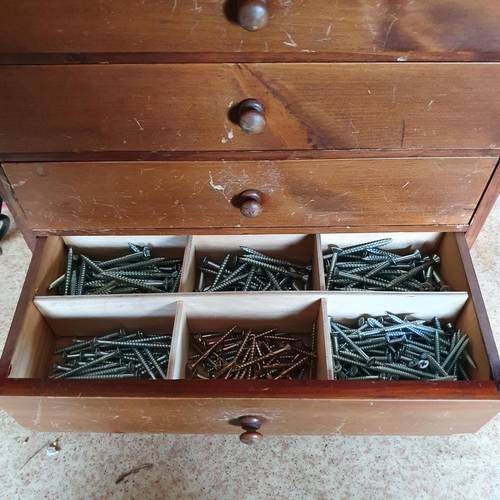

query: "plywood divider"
xmin=167 ymin=301 xmax=188 ymax=380
xmin=312 ymin=234 xmax=324 ymax=292
xmin=325 ymin=292 xmax=468 ymax=324
xmin=179 ymin=236 xmax=195 ymax=293
xmin=437 ymin=233 xmax=491 ymax=379
xmin=34 ymin=236 xmax=68 ymax=297
xmin=316 ymin=298 xmax=333 ymax=380
xmin=320 ymin=232 xmax=442 ymax=255
xmin=34 ymin=295 xmax=178 ymax=337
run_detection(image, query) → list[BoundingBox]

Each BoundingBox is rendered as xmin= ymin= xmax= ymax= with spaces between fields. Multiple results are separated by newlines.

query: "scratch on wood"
xmin=392 ymin=86 xmax=396 ymax=103
xmin=208 ymin=171 xmax=230 ymax=202
xmin=290 ymin=199 xmax=315 ymax=216
xmin=192 ymin=0 xmax=202 ymax=13
xmin=402 ymin=181 xmax=410 ymax=188
xmin=326 ymin=23 xmax=332 ymax=36
xmin=382 ymin=15 xmax=398 ymax=51
xmin=170 ymin=0 xmax=177 ymax=18
xmin=133 ymin=118 xmax=144 ymax=131
xmin=349 ymin=119 xmax=359 ymax=148
xmin=426 ymin=100 xmax=434 ymax=111
xmin=400 ymin=119 xmax=406 ymax=148
xmin=283 ymin=31 xmax=298 ymax=47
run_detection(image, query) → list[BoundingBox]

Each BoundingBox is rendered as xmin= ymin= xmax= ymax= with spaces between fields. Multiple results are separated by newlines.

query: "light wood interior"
xmin=23 ymin=302 xmax=177 ymax=380
xmin=320 ymin=232 xmax=460 ymax=292
xmin=182 ymin=234 xmax=320 ymax=292
xmin=438 ymin=234 xmax=492 ymax=380
xmin=3 ymin=232 xmax=495 ymax=385
xmin=35 ymin=235 xmax=189 ymax=297
xmin=169 ymin=297 xmax=329 ymax=380
xmin=326 ymin=291 xmax=489 ymax=380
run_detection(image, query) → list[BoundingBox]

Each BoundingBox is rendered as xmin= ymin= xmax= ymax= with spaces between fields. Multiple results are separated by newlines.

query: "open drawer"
xmin=0 ymin=231 xmax=499 ymax=438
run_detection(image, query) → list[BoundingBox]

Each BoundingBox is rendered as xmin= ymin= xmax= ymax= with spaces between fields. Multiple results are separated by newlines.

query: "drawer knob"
xmin=238 ymin=99 xmax=266 ymax=134
xmin=238 ymin=0 xmax=269 ymax=32
xmin=239 ymin=189 xmax=263 ymax=218
xmin=239 ymin=416 xmax=263 ymax=445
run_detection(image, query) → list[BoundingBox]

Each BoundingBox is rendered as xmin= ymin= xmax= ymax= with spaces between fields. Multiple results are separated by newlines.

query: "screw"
xmin=63 ymin=247 xmax=74 ymax=295
xmin=100 ymin=273 xmax=164 ymax=293
xmin=339 ymin=238 xmax=393 ymax=256
xmin=50 ymin=349 xmax=120 ymax=379
xmin=385 ymin=256 xmax=439 ymax=288
xmin=239 ymin=257 xmax=308 ymax=283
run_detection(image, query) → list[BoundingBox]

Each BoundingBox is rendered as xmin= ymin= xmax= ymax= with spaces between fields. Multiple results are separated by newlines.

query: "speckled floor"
xmin=1 ymin=205 xmax=500 ymax=500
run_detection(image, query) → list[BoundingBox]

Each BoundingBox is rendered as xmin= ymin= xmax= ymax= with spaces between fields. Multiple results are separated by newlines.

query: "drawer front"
xmin=1 ymin=64 xmax=500 ymax=154
xmin=1 ymin=1 xmax=500 ymax=62
xmin=3 ymin=158 xmax=496 ymax=231
xmin=1 ymin=394 xmax=499 ymax=436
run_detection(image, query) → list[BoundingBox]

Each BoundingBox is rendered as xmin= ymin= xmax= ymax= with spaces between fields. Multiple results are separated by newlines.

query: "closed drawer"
xmin=1 ymin=64 xmax=500 ymax=153
xmin=1 ymin=1 xmax=500 ymax=63
xmin=2 ymin=158 xmax=497 ymax=232
xmin=0 ymin=231 xmax=499 ymax=437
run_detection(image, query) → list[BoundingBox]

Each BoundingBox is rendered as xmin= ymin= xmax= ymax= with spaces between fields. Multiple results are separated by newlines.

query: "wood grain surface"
xmin=0 ymin=167 xmax=36 ymax=251
xmin=2 ymin=1 xmax=500 ymax=63
xmin=466 ymin=158 xmax=500 ymax=247
xmin=1 ymin=64 xmax=500 ymax=153
xmin=1 ymin=392 xmax=499 ymax=435
xmin=3 ymin=158 xmax=495 ymax=231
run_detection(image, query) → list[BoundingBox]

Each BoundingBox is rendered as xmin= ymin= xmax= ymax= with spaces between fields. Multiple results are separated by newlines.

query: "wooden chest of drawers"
xmin=1 ymin=0 xmax=500 ymax=442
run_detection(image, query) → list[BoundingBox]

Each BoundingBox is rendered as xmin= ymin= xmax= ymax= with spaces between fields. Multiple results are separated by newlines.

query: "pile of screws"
xmin=48 ymin=243 xmax=182 ymax=295
xmin=196 ymin=247 xmax=311 ymax=292
xmin=324 ymin=238 xmax=450 ymax=291
xmin=186 ymin=325 xmax=317 ymax=379
xmin=330 ymin=314 xmax=475 ymax=381
xmin=50 ymin=328 xmax=171 ymax=379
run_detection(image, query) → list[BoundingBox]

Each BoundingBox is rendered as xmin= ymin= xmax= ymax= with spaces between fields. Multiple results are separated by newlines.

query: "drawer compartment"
xmin=26 ymin=232 xmax=483 ymax=300
xmin=169 ymin=298 xmax=332 ymax=380
xmin=1 ymin=64 xmax=500 ymax=153
xmin=1 ymin=1 xmax=499 ymax=63
xmin=181 ymin=234 xmax=322 ymax=292
xmin=0 ymin=232 xmax=499 ymax=436
xmin=3 ymin=158 xmax=496 ymax=231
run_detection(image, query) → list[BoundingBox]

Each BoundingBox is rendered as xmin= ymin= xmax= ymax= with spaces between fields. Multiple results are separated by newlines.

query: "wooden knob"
xmin=239 ymin=189 xmax=263 ymax=218
xmin=238 ymin=99 xmax=266 ymax=134
xmin=240 ymin=431 xmax=263 ymax=445
xmin=238 ymin=0 xmax=269 ymax=32
xmin=239 ymin=416 xmax=263 ymax=445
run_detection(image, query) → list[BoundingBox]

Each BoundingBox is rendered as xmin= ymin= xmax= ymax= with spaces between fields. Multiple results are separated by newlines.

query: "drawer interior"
xmin=1 ymin=289 xmax=491 ymax=382
xmin=1 ymin=231 xmax=495 ymax=386
xmin=33 ymin=232 xmax=473 ymax=298
xmin=35 ymin=235 xmax=189 ymax=296
xmin=169 ymin=298 xmax=332 ymax=380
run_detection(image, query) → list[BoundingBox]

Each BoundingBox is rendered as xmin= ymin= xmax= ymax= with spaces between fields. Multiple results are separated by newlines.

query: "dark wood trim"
xmin=0 ymin=166 xmax=35 ymax=251
xmin=456 ymin=233 xmax=500 ymax=384
xmin=1 ymin=150 xmax=499 ymax=164
xmin=2 ymin=52 xmax=500 ymax=66
xmin=30 ymin=225 xmax=468 ymax=237
xmin=0 ymin=378 xmax=499 ymax=400
xmin=0 ymin=237 xmax=46 ymax=377
xmin=466 ymin=158 xmax=500 ymax=248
